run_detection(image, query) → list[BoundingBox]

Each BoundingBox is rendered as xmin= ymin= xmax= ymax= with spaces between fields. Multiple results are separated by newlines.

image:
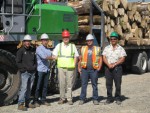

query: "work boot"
xmin=93 ymin=100 xmax=99 ymax=105
xmin=58 ymin=99 xmax=66 ymax=104
xmin=34 ymin=101 xmax=40 ymax=107
xmin=68 ymin=100 xmax=73 ymax=105
xmin=28 ymin=103 xmax=36 ymax=108
xmin=41 ymin=101 xmax=51 ymax=106
xmin=79 ymin=100 xmax=85 ymax=105
xmin=18 ymin=104 xmax=27 ymax=111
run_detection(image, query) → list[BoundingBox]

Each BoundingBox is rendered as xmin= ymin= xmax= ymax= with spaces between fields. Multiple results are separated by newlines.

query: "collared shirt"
xmin=53 ymin=42 xmax=79 ymax=57
xmin=36 ymin=45 xmax=52 ymax=72
xmin=102 ymin=44 xmax=127 ymax=64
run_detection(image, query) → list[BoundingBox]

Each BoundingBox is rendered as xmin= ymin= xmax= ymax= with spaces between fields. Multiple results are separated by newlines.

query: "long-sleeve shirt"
xmin=36 ymin=45 xmax=52 ymax=72
xmin=16 ymin=46 xmax=37 ymax=73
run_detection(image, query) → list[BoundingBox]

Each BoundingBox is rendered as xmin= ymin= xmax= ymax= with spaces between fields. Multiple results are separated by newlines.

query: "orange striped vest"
xmin=81 ymin=46 xmax=101 ymax=69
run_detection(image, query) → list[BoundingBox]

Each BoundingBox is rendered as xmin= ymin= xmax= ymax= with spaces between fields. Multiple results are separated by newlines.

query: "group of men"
xmin=16 ymin=30 xmax=126 ymax=111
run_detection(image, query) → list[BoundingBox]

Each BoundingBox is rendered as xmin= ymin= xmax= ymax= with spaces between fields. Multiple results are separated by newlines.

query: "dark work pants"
xmin=80 ymin=68 xmax=98 ymax=100
xmin=35 ymin=71 xmax=50 ymax=102
xmin=105 ymin=66 xmax=122 ymax=100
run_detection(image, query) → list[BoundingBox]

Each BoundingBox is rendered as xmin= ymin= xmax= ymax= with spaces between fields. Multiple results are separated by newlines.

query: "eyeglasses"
xmin=110 ymin=38 xmax=117 ymax=41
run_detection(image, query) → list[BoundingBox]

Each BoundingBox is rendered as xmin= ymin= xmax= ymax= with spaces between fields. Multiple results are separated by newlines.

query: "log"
xmin=124 ymin=32 xmax=133 ymax=41
xmin=113 ymin=0 xmax=120 ymax=9
xmin=120 ymin=14 xmax=128 ymax=23
xmin=138 ymin=28 xmax=143 ymax=39
xmin=106 ymin=28 xmax=114 ymax=38
xmin=126 ymin=22 xmax=131 ymax=32
xmin=117 ymin=8 xmax=125 ymax=16
xmin=119 ymin=40 xmax=125 ymax=46
xmin=127 ymin=38 xmax=140 ymax=46
xmin=110 ymin=19 xmax=115 ymax=27
xmin=137 ymin=3 xmax=150 ymax=12
xmin=127 ymin=11 xmax=134 ymax=21
xmin=106 ymin=16 xmax=110 ymax=24
xmin=105 ymin=25 xmax=108 ymax=32
xmin=78 ymin=15 xmax=101 ymax=25
xmin=122 ymin=22 xmax=127 ymax=30
xmin=108 ymin=9 xmax=118 ymax=18
xmin=107 ymin=24 xmax=111 ymax=32
xmin=131 ymin=22 xmax=138 ymax=29
xmin=141 ymin=11 xmax=150 ymax=16
xmin=140 ymin=19 xmax=147 ymax=28
xmin=143 ymin=39 xmax=150 ymax=45
xmin=134 ymin=11 xmax=141 ymax=23
xmin=120 ymin=0 xmax=128 ymax=9
xmin=127 ymin=2 xmax=133 ymax=11
xmin=102 ymin=0 xmax=109 ymax=12
xmin=145 ymin=30 xmax=150 ymax=38
xmin=131 ymin=28 xmax=139 ymax=38
xmin=131 ymin=3 xmax=137 ymax=14
xmin=79 ymin=25 xmax=90 ymax=33
xmin=114 ymin=25 xmax=123 ymax=36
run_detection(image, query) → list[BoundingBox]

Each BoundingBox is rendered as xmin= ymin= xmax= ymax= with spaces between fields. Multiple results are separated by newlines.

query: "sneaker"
xmin=41 ymin=101 xmax=51 ymax=106
xmin=104 ymin=99 xmax=113 ymax=105
xmin=93 ymin=100 xmax=99 ymax=105
xmin=79 ymin=100 xmax=84 ymax=105
xmin=116 ymin=100 xmax=121 ymax=105
xmin=58 ymin=99 xmax=66 ymax=104
xmin=68 ymin=100 xmax=73 ymax=105
xmin=18 ymin=104 xmax=27 ymax=111
xmin=34 ymin=101 xmax=40 ymax=107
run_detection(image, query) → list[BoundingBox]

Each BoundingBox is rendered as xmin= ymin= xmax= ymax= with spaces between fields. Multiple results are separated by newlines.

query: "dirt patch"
xmin=0 ymin=73 xmax=150 ymax=113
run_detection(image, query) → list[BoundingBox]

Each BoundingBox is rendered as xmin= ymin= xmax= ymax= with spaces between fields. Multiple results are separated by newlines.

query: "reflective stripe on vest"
xmin=81 ymin=46 xmax=100 ymax=69
xmin=57 ymin=43 xmax=75 ymax=68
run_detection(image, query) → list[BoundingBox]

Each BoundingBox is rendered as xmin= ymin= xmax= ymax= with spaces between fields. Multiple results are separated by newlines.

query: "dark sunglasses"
xmin=110 ymin=38 xmax=117 ymax=40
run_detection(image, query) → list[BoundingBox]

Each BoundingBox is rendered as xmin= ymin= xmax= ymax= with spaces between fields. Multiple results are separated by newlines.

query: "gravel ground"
xmin=0 ymin=72 xmax=150 ymax=113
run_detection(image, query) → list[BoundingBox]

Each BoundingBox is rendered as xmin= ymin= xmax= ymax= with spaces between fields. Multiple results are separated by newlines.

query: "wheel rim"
xmin=0 ymin=69 xmax=13 ymax=93
xmin=141 ymin=57 xmax=147 ymax=71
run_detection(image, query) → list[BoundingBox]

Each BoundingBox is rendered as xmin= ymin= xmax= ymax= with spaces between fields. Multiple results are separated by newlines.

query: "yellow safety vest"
xmin=81 ymin=46 xmax=101 ymax=69
xmin=57 ymin=42 xmax=75 ymax=68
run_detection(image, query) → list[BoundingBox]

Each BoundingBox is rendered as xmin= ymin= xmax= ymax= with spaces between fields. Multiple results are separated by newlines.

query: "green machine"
xmin=27 ymin=4 xmax=78 ymax=40
xmin=0 ymin=0 xmax=78 ymax=106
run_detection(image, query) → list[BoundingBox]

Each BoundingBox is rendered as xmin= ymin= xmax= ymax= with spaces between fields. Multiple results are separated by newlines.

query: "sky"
xmin=128 ymin=0 xmax=150 ymax=2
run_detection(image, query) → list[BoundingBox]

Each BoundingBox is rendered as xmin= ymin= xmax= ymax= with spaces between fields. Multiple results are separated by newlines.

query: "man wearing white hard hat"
xmin=16 ymin=35 xmax=37 ymax=111
xmin=34 ymin=33 xmax=53 ymax=107
xmin=78 ymin=34 xmax=102 ymax=105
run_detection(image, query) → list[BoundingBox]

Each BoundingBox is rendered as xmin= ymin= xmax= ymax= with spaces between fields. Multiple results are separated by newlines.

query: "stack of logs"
xmin=68 ymin=0 xmax=150 ymax=46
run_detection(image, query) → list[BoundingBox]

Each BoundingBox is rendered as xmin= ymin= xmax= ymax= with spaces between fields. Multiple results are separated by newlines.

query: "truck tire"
xmin=147 ymin=51 xmax=150 ymax=72
xmin=131 ymin=51 xmax=148 ymax=74
xmin=0 ymin=49 xmax=20 ymax=106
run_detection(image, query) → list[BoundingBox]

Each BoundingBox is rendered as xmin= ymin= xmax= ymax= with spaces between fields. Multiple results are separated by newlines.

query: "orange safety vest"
xmin=81 ymin=46 xmax=101 ymax=69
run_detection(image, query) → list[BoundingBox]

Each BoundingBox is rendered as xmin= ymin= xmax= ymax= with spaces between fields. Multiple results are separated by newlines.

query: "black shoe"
xmin=104 ymin=99 xmax=113 ymax=105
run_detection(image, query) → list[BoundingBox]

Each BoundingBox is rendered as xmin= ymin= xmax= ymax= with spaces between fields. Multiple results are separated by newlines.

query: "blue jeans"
xmin=80 ymin=68 xmax=98 ymax=100
xmin=35 ymin=71 xmax=50 ymax=101
xmin=18 ymin=71 xmax=35 ymax=104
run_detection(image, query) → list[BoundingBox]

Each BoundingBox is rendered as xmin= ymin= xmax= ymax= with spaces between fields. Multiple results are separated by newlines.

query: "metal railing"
xmin=0 ymin=0 xmax=42 ymax=34
xmin=90 ymin=0 xmax=105 ymax=48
